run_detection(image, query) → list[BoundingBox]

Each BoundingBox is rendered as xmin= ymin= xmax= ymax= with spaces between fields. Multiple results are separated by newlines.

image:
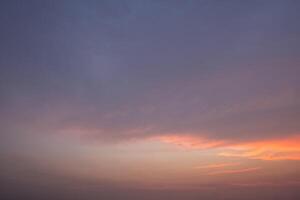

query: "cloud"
xmin=1 ymin=1 xmax=300 ymax=199
xmin=207 ymin=167 xmax=261 ymax=176
xmin=155 ymin=135 xmax=227 ymax=150
xmin=1 ymin=0 xmax=300 ymax=150
xmin=219 ymin=136 xmax=300 ymax=161
xmin=231 ymin=181 xmax=300 ymax=187
xmin=194 ymin=162 xmax=240 ymax=169
xmin=156 ymin=134 xmax=300 ymax=161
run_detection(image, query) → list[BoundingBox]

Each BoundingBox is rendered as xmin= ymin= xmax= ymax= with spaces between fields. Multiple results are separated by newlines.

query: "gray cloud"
xmin=1 ymin=0 xmax=300 ymax=144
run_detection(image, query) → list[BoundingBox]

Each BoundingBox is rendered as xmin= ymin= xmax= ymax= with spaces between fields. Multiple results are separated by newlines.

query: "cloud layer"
xmin=1 ymin=1 xmax=300 ymax=146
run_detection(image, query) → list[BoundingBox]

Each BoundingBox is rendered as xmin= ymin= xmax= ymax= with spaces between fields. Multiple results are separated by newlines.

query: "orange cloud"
xmin=156 ymin=134 xmax=300 ymax=161
xmin=220 ymin=136 xmax=300 ymax=161
xmin=156 ymin=135 xmax=227 ymax=149
xmin=194 ymin=162 xmax=240 ymax=169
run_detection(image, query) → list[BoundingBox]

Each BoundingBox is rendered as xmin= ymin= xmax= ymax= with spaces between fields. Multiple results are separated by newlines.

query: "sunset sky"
xmin=0 ymin=1 xmax=300 ymax=199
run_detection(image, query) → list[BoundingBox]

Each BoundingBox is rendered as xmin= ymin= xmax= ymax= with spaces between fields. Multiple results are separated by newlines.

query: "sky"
xmin=0 ymin=0 xmax=300 ymax=199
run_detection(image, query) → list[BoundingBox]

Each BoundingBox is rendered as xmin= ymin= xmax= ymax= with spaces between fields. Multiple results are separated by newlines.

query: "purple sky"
xmin=1 ymin=1 xmax=300 ymax=200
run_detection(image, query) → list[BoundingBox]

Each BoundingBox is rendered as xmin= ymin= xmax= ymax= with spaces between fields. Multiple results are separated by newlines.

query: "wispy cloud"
xmin=207 ymin=167 xmax=261 ymax=175
xmin=156 ymin=135 xmax=227 ymax=150
xmin=194 ymin=162 xmax=240 ymax=169
xmin=157 ymin=134 xmax=300 ymax=161
xmin=231 ymin=180 xmax=300 ymax=187
xmin=219 ymin=136 xmax=300 ymax=161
